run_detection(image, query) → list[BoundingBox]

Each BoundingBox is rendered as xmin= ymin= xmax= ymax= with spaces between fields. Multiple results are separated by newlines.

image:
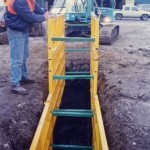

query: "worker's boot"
xmin=11 ymin=86 xmax=29 ymax=95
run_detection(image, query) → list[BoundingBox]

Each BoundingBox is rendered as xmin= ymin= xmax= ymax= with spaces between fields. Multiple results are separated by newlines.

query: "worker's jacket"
xmin=4 ymin=0 xmax=45 ymax=32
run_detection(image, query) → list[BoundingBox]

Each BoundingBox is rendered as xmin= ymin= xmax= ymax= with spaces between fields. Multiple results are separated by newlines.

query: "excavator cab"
xmin=52 ymin=0 xmax=94 ymax=23
xmin=65 ymin=0 xmax=92 ymax=23
xmin=96 ymin=0 xmax=116 ymax=23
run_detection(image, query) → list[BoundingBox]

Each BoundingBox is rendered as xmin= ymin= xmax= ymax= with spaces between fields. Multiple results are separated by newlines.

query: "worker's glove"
xmin=49 ymin=13 xmax=57 ymax=18
xmin=44 ymin=12 xmax=50 ymax=21
xmin=44 ymin=12 xmax=57 ymax=21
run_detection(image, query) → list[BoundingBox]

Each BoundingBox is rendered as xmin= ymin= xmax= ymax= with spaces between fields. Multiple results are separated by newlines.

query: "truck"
xmin=115 ymin=5 xmax=150 ymax=21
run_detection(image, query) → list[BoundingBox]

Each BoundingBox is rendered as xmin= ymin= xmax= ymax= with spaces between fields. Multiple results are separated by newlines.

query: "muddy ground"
xmin=0 ymin=37 xmax=48 ymax=150
xmin=99 ymin=20 xmax=150 ymax=150
xmin=0 ymin=19 xmax=150 ymax=150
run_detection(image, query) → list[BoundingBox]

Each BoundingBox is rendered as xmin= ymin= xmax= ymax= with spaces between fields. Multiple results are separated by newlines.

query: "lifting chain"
xmin=93 ymin=0 xmax=101 ymax=17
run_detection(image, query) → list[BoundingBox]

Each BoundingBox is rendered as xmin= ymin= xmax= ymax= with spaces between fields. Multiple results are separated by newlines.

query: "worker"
xmin=4 ymin=0 xmax=52 ymax=95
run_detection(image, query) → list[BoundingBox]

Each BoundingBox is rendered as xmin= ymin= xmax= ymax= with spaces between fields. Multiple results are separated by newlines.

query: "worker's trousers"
xmin=7 ymin=28 xmax=29 ymax=87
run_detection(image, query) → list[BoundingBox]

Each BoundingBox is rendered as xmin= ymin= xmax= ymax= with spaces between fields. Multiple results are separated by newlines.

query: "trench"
xmin=53 ymin=50 xmax=93 ymax=148
xmin=53 ymin=80 xmax=92 ymax=148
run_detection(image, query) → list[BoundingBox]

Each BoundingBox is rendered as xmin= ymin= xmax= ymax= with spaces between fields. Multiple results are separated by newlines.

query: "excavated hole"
xmin=53 ymin=50 xmax=93 ymax=148
xmin=53 ymin=80 xmax=92 ymax=147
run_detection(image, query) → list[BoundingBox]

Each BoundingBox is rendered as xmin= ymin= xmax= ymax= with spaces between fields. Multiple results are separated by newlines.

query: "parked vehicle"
xmin=114 ymin=5 xmax=150 ymax=21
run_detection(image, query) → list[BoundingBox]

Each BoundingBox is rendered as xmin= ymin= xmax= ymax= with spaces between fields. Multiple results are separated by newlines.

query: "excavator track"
xmin=100 ymin=24 xmax=119 ymax=45
xmin=65 ymin=24 xmax=119 ymax=45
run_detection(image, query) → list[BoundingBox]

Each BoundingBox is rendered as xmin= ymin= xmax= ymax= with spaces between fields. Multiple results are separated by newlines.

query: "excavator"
xmin=51 ymin=0 xmax=119 ymax=45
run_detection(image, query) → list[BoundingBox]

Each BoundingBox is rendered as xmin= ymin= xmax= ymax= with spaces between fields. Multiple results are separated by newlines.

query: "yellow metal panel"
xmin=30 ymin=95 xmax=51 ymax=150
xmin=94 ymin=95 xmax=109 ymax=150
xmin=30 ymin=91 xmax=64 ymax=149
xmin=30 ymin=14 xmax=65 ymax=150
xmin=47 ymin=19 xmax=53 ymax=93
xmin=90 ymin=14 xmax=108 ymax=150
xmin=90 ymin=14 xmax=99 ymax=95
xmin=48 ymin=14 xmax=65 ymax=93
xmin=91 ymin=89 xmax=109 ymax=150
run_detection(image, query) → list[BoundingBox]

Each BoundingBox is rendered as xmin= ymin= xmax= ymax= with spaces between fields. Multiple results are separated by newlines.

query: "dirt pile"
xmin=98 ymin=21 xmax=150 ymax=150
